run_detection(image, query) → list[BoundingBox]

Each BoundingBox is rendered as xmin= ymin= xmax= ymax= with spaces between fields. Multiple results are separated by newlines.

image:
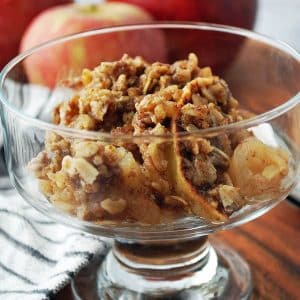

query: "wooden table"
xmin=56 ymin=200 xmax=300 ymax=300
xmin=215 ymin=200 xmax=300 ymax=300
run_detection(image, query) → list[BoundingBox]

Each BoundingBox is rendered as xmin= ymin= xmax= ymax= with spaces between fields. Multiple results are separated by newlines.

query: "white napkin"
xmin=0 ymin=189 xmax=108 ymax=300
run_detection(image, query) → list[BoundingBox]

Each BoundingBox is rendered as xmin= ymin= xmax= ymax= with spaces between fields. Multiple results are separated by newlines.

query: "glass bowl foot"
xmin=71 ymin=238 xmax=252 ymax=300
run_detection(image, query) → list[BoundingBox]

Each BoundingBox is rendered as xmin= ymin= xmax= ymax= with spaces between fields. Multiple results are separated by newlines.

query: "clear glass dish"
xmin=0 ymin=23 xmax=299 ymax=299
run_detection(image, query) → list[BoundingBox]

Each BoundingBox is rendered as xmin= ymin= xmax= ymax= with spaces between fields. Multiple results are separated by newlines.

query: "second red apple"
xmin=110 ymin=0 xmax=257 ymax=72
xmin=109 ymin=0 xmax=257 ymax=29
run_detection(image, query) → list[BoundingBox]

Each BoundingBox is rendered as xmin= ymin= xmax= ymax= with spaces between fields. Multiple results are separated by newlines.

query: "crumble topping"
xmin=28 ymin=53 xmax=289 ymax=223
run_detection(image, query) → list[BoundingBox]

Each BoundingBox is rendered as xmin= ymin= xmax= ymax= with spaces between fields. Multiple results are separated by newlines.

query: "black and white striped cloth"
xmin=0 ymin=189 xmax=108 ymax=300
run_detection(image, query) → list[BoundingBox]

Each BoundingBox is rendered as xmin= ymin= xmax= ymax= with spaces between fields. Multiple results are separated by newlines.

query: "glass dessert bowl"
xmin=0 ymin=24 xmax=300 ymax=299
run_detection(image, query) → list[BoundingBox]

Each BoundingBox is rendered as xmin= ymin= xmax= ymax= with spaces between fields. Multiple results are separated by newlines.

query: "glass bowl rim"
xmin=0 ymin=22 xmax=299 ymax=142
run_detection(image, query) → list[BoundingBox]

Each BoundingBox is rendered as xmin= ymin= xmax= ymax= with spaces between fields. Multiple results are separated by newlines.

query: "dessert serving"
xmin=2 ymin=23 xmax=299 ymax=300
xmin=28 ymin=53 xmax=289 ymax=224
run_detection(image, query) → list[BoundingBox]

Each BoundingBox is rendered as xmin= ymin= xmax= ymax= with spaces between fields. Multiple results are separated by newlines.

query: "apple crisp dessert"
xmin=28 ymin=53 xmax=289 ymax=223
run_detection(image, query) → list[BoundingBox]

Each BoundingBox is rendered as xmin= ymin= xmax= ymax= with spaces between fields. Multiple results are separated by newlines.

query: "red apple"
xmin=0 ymin=0 xmax=71 ymax=70
xmin=108 ymin=0 xmax=257 ymax=29
xmin=109 ymin=0 xmax=257 ymax=72
xmin=20 ymin=2 xmax=167 ymax=88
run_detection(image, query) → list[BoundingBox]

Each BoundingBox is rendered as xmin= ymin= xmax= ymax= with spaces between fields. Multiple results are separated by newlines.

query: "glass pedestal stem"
xmin=93 ymin=237 xmax=252 ymax=299
xmin=71 ymin=236 xmax=252 ymax=299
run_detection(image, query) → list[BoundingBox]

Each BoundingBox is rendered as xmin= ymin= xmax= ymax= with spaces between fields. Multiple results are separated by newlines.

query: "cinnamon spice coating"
xmin=28 ymin=54 xmax=289 ymax=223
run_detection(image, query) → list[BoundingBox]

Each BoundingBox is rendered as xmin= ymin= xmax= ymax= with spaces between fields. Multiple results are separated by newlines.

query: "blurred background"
xmin=0 ymin=0 xmax=299 ymax=190
xmin=255 ymin=0 xmax=299 ymax=49
xmin=75 ymin=0 xmax=300 ymax=49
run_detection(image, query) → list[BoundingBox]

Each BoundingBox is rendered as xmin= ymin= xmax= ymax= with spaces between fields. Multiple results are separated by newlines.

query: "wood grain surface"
xmin=55 ymin=200 xmax=300 ymax=300
xmin=215 ymin=200 xmax=300 ymax=300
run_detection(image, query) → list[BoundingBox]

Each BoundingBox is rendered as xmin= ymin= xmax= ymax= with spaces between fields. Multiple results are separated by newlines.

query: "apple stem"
xmin=78 ymin=4 xmax=99 ymax=14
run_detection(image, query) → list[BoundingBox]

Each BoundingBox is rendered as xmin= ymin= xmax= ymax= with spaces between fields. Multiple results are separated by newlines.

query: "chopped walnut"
xmin=72 ymin=141 xmax=101 ymax=158
xmin=62 ymin=156 xmax=99 ymax=184
xmin=101 ymin=198 xmax=127 ymax=215
xmin=28 ymin=151 xmax=50 ymax=176
xmin=218 ymin=185 xmax=243 ymax=213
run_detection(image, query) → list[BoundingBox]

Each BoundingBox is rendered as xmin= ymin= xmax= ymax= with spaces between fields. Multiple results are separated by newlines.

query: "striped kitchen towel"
xmin=0 ymin=189 xmax=108 ymax=300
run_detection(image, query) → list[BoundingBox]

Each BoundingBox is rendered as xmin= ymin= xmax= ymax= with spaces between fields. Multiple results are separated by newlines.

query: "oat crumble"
xmin=28 ymin=53 xmax=289 ymax=223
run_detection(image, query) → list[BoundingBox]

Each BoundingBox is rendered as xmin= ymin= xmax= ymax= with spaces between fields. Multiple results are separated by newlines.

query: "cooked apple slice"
xmin=229 ymin=137 xmax=289 ymax=197
xmin=167 ymin=120 xmax=228 ymax=222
